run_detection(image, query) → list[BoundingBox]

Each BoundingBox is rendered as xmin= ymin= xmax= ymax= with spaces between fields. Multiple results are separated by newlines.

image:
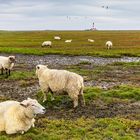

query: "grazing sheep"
xmin=36 ymin=65 xmax=85 ymax=108
xmin=54 ymin=36 xmax=61 ymax=40
xmin=65 ymin=39 xmax=72 ymax=43
xmin=105 ymin=41 xmax=113 ymax=49
xmin=0 ymin=98 xmax=45 ymax=134
xmin=88 ymin=39 xmax=94 ymax=42
xmin=0 ymin=56 xmax=15 ymax=77
xmin=41 ymin=41 xmax=52 ymax=48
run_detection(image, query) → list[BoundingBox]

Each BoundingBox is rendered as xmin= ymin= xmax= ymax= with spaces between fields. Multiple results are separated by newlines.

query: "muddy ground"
xmin=0 ymin=54 xmax=140 ymax=120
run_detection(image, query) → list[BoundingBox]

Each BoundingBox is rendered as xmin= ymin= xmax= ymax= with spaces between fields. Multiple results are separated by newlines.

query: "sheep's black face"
xmin=9 ymin=56 xmax=15 ymax=63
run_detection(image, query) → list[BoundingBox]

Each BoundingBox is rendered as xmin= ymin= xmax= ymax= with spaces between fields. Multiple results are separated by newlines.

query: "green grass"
xmin=0 ymin=71 xmax=35 ymax=80
xmin=0 ymin=30 xmax=140 ymax=57
xmin=0 ymin=117 xmax=139 ymax=140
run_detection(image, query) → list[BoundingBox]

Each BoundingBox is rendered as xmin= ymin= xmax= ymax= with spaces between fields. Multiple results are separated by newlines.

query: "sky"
xmin=0 ymin=0 xmax=140 ymax=30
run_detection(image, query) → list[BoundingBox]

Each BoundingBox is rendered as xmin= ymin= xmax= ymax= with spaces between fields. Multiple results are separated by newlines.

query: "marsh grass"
xmin=0 ymin=31 xmax=140 ymax=57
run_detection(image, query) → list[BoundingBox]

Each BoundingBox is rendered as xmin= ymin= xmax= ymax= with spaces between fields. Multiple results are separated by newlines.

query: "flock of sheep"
xmin=42 ymin=36 xmax=113 ymax=49
xmin=0 ymin=38 xmax=113 ymax=135
xmin=0 ymin=55 xmax=85 ymax=134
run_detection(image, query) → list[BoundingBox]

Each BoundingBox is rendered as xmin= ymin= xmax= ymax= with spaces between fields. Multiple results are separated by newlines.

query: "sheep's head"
xmin=35 ymin=64 xmax=48 ymax=77
xmin=8 ymin=56 xmax=16 ymax=63
xmin=20 ymin=98 xmax=45 ymax=115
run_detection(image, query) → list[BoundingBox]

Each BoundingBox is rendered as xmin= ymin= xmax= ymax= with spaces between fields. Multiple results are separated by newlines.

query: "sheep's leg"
xmin=73 ymin=96 xmax=78 ymax=108
xmin=5 ymin=68 xmax=8 ymax=78
xmin=79 ymin=88 xmax=85 ymax=107
xmin=41 ymin=87 xmax=49 ymax=102
xmin=0 ymin=68 xmax=3 ymax=75
xmin=48 ymin=88 xmax=55 ymax=101
xmin=8 ymin=69 xmax=10 ymax=76
xmin=42 ymin=90 xmax=47 ymax=102
xmin=78 ymin=94 xmax=85 ymax=107
xmin=69 ymin=94 xmax=78 ymax=108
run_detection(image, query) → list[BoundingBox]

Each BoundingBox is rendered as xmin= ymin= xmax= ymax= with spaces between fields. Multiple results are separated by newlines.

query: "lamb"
xmin=36 ymin=65 xmax=85 ymax=108
xmin=0 ymin=98 xmax=45 ymax=134
xmin=41 ymin=41 xmax=52 ymax=48
xmin=65 ymin=39 xmax=72 ymax=43
xmin=105 ymin=41 xmax=113 ymax=49
xmin=0 ymin=56 xmax=16 ymax=77
xmin=54 ymin=36 xmax=61 ymax=40
xmin=88 ymin=39 xmax=94 ymax=42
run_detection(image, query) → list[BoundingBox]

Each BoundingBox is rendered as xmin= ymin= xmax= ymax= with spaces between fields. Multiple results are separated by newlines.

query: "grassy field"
xmin=0 ymin=30 xmax=140 ymax=57
xmin=0 ymin=60 xmax=140 ymax=139
xmin=0 ymin=30 xmax=140 ymax=139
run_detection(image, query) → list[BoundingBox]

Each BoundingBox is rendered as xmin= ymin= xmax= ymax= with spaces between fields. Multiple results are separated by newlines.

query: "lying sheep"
xmin=105 ymin=41 xmax=113 ymax=49
xmin=54 ymin=36 xmax=61 ymax=40
xmin=0 ymin=98 xmax=45 ymax=134
xmin=36 ymin=65 xmax=85 ymax=108
xmin=41 ymin=41 xmax=52 ymax=48
xmin=88 ymin=39 xmax=94 ymax=42
xmin=65 ymin=39 xmax=72 ymax=43
xmin=0 ymin=56 xmax=15 ymax=77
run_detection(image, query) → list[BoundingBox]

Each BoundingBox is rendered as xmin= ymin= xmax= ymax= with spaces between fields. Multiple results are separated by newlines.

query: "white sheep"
xmin=0 ymin=56 xmax=15 ymax=77
xmin=88 ymin=39 xmax=94 ymax=42
xmin=54 ymin=36 xmax=61 ymax=40
xmin=41 ymin=41 xmax=52 ymax=48
xmin=0 ymin=98 xmax=45 ymax=134
xmin=105 ymin=41 xmax=113 ymax=49
xmin=36 ymin=65 xmax=85 ymax=108
xmin=65 ymin=39 xmax=72 ymax=43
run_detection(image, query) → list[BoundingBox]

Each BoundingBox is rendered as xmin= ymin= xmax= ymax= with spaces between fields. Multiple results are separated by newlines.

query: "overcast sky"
xmin=0 ymin=0 xmax=140 ymax=30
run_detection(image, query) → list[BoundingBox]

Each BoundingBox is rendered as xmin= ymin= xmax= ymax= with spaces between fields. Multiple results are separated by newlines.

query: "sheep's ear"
xmin=20 ymin=101 xmax=29 ymax=107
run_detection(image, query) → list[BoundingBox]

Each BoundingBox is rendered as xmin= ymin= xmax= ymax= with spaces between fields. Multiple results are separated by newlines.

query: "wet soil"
xmin=0 ymin=53 xmax=140 ymax=120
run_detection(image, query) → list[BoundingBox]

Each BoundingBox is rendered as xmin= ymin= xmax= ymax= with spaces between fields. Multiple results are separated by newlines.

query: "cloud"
xmin=0 ymin=0 xmax=139 ymax=30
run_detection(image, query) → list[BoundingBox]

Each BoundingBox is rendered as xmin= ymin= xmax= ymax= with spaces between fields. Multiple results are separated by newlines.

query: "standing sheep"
xmin=36 ymin=65 xmax=85 ymax=108
xmin=0 ymin=98 xmax=45 ymax=134
xmin=105 ymin=41 xmax=113 ymax=49
xmin=54 ymin=36 xmax=61 ymax=40
xmin=0 ymin=56 xmax=15 ymax=77
xmin=41 ymin=41 xmax=52 ymax=48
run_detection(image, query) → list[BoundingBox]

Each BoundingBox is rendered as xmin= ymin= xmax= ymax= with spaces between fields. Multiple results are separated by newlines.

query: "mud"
xmin=0 ymin=53 xmax=140 ymax=120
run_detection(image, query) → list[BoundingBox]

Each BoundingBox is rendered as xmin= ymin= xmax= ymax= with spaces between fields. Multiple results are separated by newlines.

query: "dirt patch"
xmin=0 ymin=53 xmax=140 ymax=120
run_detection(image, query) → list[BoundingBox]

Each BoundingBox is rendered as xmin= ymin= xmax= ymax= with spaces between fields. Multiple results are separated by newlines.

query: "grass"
xmin=0 ymin=85 xmax=140 ymax=139
xmin=0 ymin=117 xmax=139 ymax=140
xmin=0 ymin=30 xmax=140 ymax=57
xmin=0 ymin=71 xmax=35 ymax=80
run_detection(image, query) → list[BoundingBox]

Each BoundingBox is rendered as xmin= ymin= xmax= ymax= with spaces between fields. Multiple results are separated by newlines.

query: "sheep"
xmin=105 ymin=41 xmax=113 ymax=49
xmin=36 ymin=64 xmax=85 ymax=108
xmin=41 ymin=41 xmax=52 ymax=48
xmin=54 ymin=36 xmax=61 ymax=40
xmin=0 ymin=56 xmax=15 ymax=77
xmin=65 ymin=39 xmax=72 ymax=43
xmin=88 ymin=39 xmax=94 ymax=42
xmin=0 ymin=98 xmax=45 ymax=134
